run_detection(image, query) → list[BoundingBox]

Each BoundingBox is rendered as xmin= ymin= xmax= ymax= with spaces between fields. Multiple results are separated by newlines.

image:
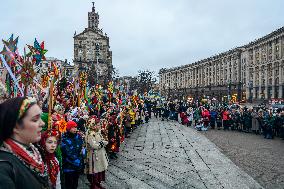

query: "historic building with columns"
xmin=73 ymin=3 xmax=113 ymax=86
xmin=159 ymin=27 xmax=284 ymax=102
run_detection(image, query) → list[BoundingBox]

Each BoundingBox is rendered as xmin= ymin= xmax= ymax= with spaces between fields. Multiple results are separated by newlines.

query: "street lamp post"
xmin=249 ymin=81 xmax=253 ymax=103
xmin=227 ymin=81 xmax=232 ymax=102
xmin=168 ymin=86 xmax=171 ymax=100
xmin=237 ymin=81 xmax=242 ymax=102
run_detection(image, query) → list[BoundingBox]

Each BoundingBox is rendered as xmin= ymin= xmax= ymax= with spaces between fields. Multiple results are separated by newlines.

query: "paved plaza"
xmin=80 ymin=119 xmax=264 ymax=189
xmin=203 ymin=128 xmax=284 ymax=189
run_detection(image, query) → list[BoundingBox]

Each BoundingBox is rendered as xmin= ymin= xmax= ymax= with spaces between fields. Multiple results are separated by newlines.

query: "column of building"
xmin=195 ymin=68 xmax=198 ymax=88
xmin=213 ymin=62 xmax=216 ymax=85
xmin=199 ymin=67 xmax=201 ymax=86
xmin=264 ymin=64 xmax=269 ymax=98
xmin=188 ymin=69 xmax=191 ymax=88
xmin=191 ymin=68 xmax=193 ymax=88
xmin=201 ymin=65 xmax=203 ymax=87
xmin=279 ymin=61 xmax=283 ymax=98
xmin=271 ymin=61 xmax=275 ymax=98
xmin=252 ymin=49 xmax=257 ymax=99
xmin=217 ymin=61 xmax=220 ymax=99
xmin=258 ymin=46 xmax=263 ymax=99
xmin=178 ymin=70 xmax=181 ymax=89
xmin=222 ymin=59 xmax=225 ymax=85
xmin=193 ymin=67 xmax=196 ymax=88
xmin=271 ymin=40 xmax=276 ymax=99
xmin=279 ymin=37 xmax=283 ymax=99
xmin=237 ymin=54 xmax=242 ymax=101
xmin=245 ymin=52 xmax=250 ymax=100
xmin=206 ymin=63 xmax=209 ymax=86
xmin=225 ymin=58 xmax=229 ymax=98
xmin=258 ymin=64 xmax=263 ymax=99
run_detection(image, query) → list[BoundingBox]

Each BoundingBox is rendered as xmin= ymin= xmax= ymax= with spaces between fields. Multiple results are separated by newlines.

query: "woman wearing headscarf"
xmin=40 ymin=130 xmax=61 ymax=189
xmin=0 ymin=97 xmax=49 ymax=189
xmin=85 ymin=117 xmax=108 ymax=189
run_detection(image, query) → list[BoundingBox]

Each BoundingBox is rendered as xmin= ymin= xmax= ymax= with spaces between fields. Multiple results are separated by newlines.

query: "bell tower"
xmin=88 ymin=2 xmax=99 ymax=29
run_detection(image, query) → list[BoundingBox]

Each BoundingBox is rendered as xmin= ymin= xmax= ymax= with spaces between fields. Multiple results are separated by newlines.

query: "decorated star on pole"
xmin=26 ymin=38 xmax=48 ymax=65
xmin=2 ymin=34 xmax=18 ymax=53
xmin=0 ymin=34 xmax=19 ymax=64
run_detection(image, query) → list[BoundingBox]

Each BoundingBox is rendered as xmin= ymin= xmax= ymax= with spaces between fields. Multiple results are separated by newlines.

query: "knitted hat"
xmin=66 ymin=120 xmax=77 ymax=131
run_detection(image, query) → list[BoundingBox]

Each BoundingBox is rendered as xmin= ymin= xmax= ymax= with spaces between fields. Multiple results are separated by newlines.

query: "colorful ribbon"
xmin=0 ymin=54 xmax=24 ymax=96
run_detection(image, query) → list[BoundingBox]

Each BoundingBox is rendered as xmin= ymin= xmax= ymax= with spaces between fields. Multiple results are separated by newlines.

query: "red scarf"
xmin=44 ymin=152 xmax=60 ymax=187
xmin=4 ymin=138 xmax=45 ymax=174
xmin=39 ymin=130 xmax=60 ymax=187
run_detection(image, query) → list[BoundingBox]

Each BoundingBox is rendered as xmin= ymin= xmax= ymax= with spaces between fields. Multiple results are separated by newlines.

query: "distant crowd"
xmin=151 ymin=100 xmax=284 ymax=140
xmin=1 ymin=93 xmax=283 ymax=189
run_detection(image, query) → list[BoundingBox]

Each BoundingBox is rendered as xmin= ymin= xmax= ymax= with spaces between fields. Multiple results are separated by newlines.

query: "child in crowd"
xmin=40 ymin=130 xmax=61 ymax=189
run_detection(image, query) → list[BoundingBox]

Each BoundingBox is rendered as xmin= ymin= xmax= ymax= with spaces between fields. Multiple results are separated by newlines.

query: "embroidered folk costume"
xmin=40 ymin=130 xmax=61 ymax=189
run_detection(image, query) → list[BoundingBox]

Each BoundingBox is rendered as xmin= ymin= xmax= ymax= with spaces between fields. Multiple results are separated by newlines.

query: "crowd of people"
xmin=153 ymin=100 xmax=284 ymax=140
xmin=0 ymin=84 xmax=154 ymax=189
xmin=1 ymin=88 xmax=284 ymax=189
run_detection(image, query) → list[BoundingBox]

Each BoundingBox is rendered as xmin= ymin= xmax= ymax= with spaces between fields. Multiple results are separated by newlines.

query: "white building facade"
xmin=159 ymin=27 xmax=284 ymax=102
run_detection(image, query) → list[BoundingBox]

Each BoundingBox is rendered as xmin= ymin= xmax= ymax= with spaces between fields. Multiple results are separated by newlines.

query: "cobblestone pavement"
xmin=79 ymin=119 xmax=263 ymax=189
xmin=202 ymin=129 xmax=284 ymax=189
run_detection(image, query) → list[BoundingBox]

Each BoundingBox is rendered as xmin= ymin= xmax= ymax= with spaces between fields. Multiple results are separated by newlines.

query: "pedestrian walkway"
xmin=80 ymin=119 xmax=264 ymax=189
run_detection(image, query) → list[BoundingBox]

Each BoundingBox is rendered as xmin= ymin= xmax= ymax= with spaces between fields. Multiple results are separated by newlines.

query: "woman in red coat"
xmin=202 ymin=108 xmax=211 ymax=129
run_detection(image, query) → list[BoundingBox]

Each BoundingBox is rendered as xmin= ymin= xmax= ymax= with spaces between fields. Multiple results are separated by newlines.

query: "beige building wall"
xmin=159 ymin=27 xmax=284 ymax=101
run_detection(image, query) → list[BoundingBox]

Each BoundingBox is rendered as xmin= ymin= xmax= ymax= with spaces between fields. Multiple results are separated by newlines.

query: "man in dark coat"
xmin=243 ymin=109 xmax=252 ymax=132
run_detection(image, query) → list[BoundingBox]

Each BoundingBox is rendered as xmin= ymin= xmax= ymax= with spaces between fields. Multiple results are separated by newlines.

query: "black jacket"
xmin=0 ymin=150 xmax=49 ymax=189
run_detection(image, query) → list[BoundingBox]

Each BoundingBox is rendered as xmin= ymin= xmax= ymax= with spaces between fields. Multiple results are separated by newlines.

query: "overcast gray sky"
xmin=1 ymin=0 xmax=283 ymax=76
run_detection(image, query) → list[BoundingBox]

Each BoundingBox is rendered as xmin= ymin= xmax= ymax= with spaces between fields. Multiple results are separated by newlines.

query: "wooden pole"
xmin=48 ymin=79 xmax=53 ymax=130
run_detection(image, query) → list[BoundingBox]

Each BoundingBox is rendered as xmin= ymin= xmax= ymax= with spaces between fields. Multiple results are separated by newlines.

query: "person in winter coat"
xmin=216 ymin=111 xmax=223 ymax=130
xmin=222 ymin=108 xmax=230 ymax=130
xmin=61 ymin=120 xmax=84 ymax=189
xmin=85 ymin=118 xmax=108 ymax=189
xmin=193 ymin=108 xmax=201 ymax=127
xmin=0 ymin=97 xmax=49 ymax=189
xmin=123 ymin=108 xmax=132 ymax=137
xmin=186 ymin=107 xmax=194 ymax=127
xmin=274 ymin=110 xmax=283 ymax=137
xmin=129 ymin=108 xmax=136 ymax=131
xmin=251 ymin=109 xmax=259 ymax=134
xmin=107 ymin=115 xmax=120 ymax=159
xmin=144 ymin=110 xmax=150 ymax=123
xmin=40 ymin=130 xmax=61 ymax=189
xmin=263 ymin=111 xmax=274 ymax=139
xmin=202 ymin=108 xmax=210 ymax=130
xmin=209 ymin=108 xmax=217 ymax=129
xmin=180 ymin=111 xmax=188 ymax=125
xmin=243 ymin=108 xmax=252 ymax=132
xmin=161 ymin=103 xmax=170 ymax=121
xmin=279 ymin=110 xmax=284 ymax=139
